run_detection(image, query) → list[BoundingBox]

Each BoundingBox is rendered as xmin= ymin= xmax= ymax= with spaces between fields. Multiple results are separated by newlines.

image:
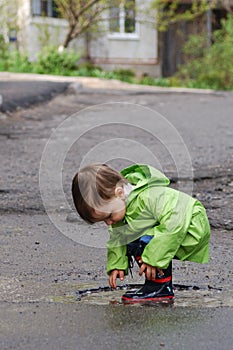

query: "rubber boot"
xmin=121 ymin=236 xmax=174 ymax=304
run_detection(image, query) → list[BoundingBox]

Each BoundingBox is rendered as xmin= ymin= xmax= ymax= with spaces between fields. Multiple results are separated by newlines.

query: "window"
xmin=109 ymin=0 xmax=137 ymax=35
xmin=32 ymin=0 xmax=59 ymax=18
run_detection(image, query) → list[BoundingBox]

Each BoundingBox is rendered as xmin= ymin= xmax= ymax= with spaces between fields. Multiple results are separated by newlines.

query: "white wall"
xmin=90 ymin=0 xmax=159 ymax=76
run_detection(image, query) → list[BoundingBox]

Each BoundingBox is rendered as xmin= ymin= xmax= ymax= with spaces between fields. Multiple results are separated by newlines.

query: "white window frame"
xmin=108 ymin=1 xmax=139 ymax=40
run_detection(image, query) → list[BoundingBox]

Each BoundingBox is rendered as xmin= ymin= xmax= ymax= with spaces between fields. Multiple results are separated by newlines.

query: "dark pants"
xmin=127 ymin=235 xmax=172 ymax=278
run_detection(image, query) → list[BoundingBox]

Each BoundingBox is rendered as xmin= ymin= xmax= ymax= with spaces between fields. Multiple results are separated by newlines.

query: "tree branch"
xmin=221 ymin=0 xmax=233 ymax=15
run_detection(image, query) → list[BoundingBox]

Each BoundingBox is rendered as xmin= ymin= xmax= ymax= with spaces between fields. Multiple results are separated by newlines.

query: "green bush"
xmin=76 ymin=62 xmax=103 ymax=77
xmin=74 ymin=64 xmax=135 ymax=82
xmin=140 ymin=76 xmax=171 ymax=87
xmin=34 ymin=46 xmax=80 ymax=75
xmin=182 ymin=34 xmax=208 ymax=62
xmin=177 ymin=15 xmax=233 ymax=90
xmin=7 ymin=51 xmax=33 ymax=73
xmin=0 ymin=35 xmax=10 ymax=70
xmin=111 ymin=69 xmax=135 ymax=82
xmin=0 ymin=36 xmax=32 ymax=73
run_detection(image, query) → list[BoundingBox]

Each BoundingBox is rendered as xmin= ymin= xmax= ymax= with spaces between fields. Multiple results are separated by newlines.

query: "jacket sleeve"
xmin=106 ymin=225 xmax=128 ymax=275
xmin=141 ymin=188 xmax=195 ymax=269
xmin=106 ymin=244 xmax=128 ymax=276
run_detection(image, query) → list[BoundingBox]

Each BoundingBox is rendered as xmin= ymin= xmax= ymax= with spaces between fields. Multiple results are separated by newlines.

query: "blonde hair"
xmin=72 ymin=163 xmax=128 ymax=223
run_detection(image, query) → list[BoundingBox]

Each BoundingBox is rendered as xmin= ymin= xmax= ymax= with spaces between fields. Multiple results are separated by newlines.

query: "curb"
xmin=0 ymin=72 xmax=229 ymax=96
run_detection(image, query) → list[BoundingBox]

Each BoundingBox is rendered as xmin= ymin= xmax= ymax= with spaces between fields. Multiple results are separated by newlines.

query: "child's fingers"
xmin=157 ymin=268 xmax=164 ymax=277
xmin=139 ymin=263 xmax=146 ymax=276
xmin=151 ymin=267 xmax=156 ymax=280
xmin=118 ymin=270 xmax=124 ymax=282
xmin=146 ymin=266 xmax=155 ymax=280
xmin=109 ymin=275 xmax=113 ymax=288
xmin=139 ymin=264 xmax=163 ymax=280
xmin=109 ymin=270 xmax=118 ymax=289
xmin=109 ymin=270 xmax=124 ymax=289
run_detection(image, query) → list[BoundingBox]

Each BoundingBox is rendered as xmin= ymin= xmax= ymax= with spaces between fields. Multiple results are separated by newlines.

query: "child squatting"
xmin=72 ymin=163 xmax=210 ymax=303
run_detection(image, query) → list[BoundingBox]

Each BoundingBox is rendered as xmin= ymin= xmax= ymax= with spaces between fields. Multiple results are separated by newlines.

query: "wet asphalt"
xmin=0 ymin=74 xmax=233 ymax=349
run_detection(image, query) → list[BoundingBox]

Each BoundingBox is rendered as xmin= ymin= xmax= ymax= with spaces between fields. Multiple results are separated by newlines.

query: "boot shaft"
xmin=123 ymin=235 xmax=174 ymax=302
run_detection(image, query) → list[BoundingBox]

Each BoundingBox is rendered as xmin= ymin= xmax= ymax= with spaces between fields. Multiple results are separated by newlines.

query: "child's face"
xmin=91 ymin=197 xmax=126 ymax=225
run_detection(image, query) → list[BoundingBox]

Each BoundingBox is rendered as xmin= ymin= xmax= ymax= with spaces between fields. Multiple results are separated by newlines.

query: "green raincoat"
xmin=107 ymin=164 xmax=210 ymax=275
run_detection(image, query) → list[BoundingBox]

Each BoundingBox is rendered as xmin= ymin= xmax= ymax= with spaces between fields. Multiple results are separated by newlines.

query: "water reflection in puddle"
xmin=72 ymin=284 xmax=232 ymax=308
xmin=48 ymin=282 xmax=232 ymax=308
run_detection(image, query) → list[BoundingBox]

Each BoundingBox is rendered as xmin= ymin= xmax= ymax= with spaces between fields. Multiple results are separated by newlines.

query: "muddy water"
xmin=79 ymin=288 xmax=232 ymax=308
xmin=48 ymin=282 xmax=233 ymax=309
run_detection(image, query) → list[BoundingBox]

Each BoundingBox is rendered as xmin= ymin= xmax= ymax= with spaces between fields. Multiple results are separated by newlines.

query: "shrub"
xmin=34 ymin=46 xmax=80 ymax=75
xmin=0 ymin=36 xmax=32 ymax=73
xmin=177 ymin=15 xmax=233 ymax=90
xmin=76 ymin=62 xmax=103 ymax=77
xmin=140 ymin=76 xmax=171 ymax=87
xmin=111 ymin=69 xmax=135 ymax=83
xmin=0 ymin=35 xmax=10 ymax=70
xmin=7 ymin=51 xmax=32 ymax=73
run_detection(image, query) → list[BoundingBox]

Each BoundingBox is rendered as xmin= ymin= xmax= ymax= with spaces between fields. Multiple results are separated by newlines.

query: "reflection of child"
xmin=72 ymin=163 xmax=210 ymax=303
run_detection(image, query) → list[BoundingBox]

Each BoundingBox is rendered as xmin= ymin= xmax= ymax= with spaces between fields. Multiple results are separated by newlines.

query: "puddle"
xmin=48 ymin=283 xmax=233 ymax=308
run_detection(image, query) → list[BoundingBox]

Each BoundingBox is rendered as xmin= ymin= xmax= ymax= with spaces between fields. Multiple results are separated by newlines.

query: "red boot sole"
xmin=121 ymin=295 xmax=174 ymax=305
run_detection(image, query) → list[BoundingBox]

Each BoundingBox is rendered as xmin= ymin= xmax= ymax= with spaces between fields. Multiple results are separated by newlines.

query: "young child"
xmin=72 ymin=163 xmax=210 ymax=303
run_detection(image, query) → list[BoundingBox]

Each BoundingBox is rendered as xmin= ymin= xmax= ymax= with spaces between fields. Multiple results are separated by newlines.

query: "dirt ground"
xmin=0 ymin=85 xmax=233 ymax=349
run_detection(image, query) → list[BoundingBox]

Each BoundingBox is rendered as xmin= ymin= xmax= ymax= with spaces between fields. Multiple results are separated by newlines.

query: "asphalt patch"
xmin=0 ymin=80 xmax=69 ymax=113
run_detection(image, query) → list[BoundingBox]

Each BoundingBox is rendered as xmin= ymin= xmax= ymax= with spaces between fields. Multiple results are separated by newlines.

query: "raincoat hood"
xmin=121 ymin=164 xmax=170 ymax=201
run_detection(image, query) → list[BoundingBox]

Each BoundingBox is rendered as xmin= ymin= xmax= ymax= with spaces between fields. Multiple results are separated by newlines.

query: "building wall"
xmin=16 ymin=0 xmax=159 ymax=77
xmin=0 ymin=1 xmax=18 ymax=43
xmin=17 ymin=0 xmax=85 ymax=60
xmin=90 ymin=0 xmax=159 ymax=76
xmin=91 ymin=27 xmax=159 ymax=77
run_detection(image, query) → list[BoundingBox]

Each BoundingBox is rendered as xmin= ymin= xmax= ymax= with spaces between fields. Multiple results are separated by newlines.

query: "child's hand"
xmin=109 ymin=269 xmax=124 ymax=289
xmin=139 ymin=261 xmax=164 ymax=280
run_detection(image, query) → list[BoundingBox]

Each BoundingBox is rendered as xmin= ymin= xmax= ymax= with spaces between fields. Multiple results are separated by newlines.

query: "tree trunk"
xmin=85 ymin=32 xmax=91 ymax=61
xmin=63 ymin=26 xmax=75 ymax=48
